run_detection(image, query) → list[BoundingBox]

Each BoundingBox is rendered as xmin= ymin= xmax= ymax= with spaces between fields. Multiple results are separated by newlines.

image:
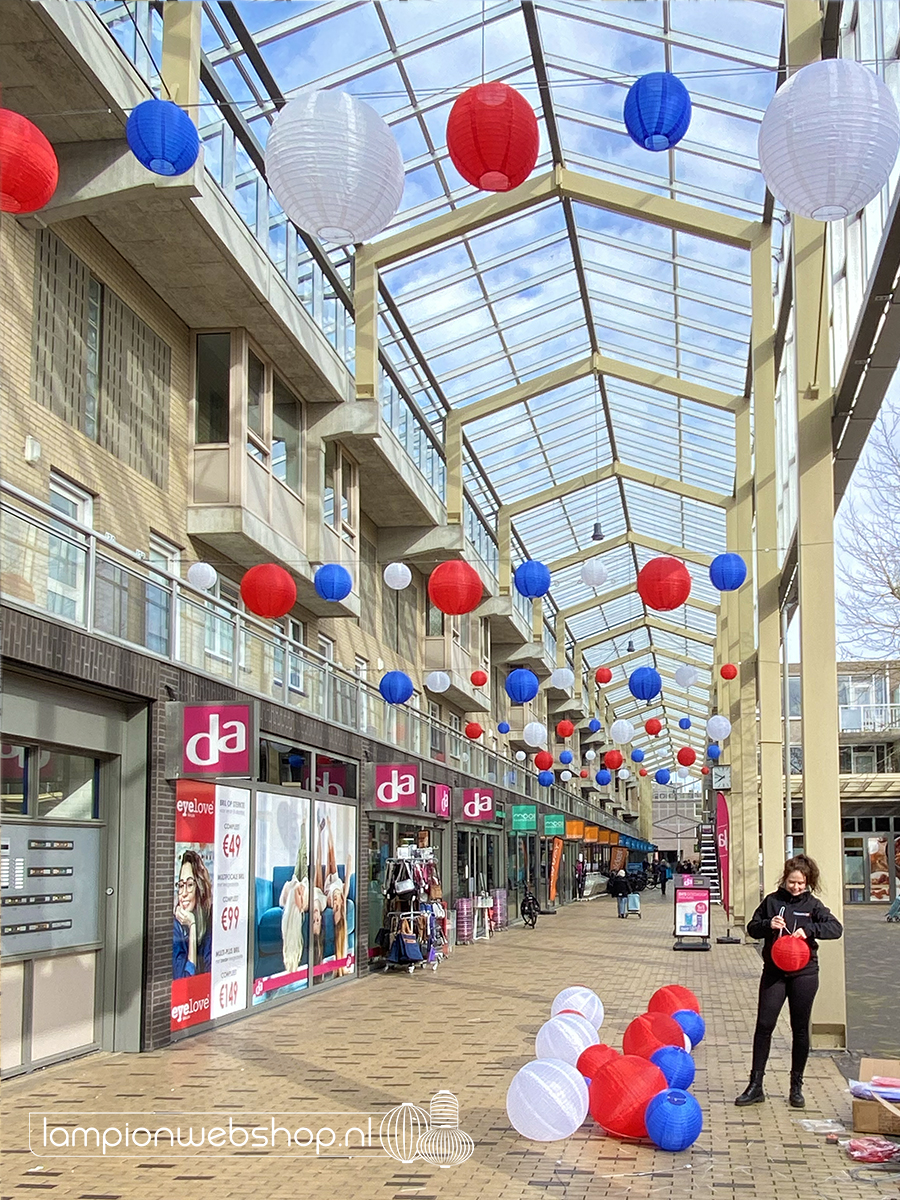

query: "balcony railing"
xmin=839 ymin=704 xmax=900 ymax=734
xmin=0 ymin=483 xmax=634 ymax=834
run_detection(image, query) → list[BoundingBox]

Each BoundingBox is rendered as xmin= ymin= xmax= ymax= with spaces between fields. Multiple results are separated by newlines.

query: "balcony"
xmin=423 ymin=633 xmax=491 ymax=713
xmin=839 ymin=704 xmax=900 ymax=735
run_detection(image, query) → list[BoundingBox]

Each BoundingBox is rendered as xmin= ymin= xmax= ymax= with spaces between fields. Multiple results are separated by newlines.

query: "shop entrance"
xmin=843 ymin=831 xmax=899 ymax=904
xmin=455 ymin=829 xmax=501 ymax=903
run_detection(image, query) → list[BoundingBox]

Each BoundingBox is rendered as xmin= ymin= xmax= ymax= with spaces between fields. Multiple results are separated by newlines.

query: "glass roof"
xmin=196 ymin=0 xmax=784 ymax=758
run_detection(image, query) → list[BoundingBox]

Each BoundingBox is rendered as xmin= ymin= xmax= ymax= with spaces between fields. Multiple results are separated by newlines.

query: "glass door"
xmin=842 ymin=836 xmax=865 ymax=903
xmin=867 ymin=836 xmax=890 ymax=902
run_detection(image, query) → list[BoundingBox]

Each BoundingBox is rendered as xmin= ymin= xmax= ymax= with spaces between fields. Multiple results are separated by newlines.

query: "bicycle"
xmin=520 ymin=885 xmax=540 ymax=928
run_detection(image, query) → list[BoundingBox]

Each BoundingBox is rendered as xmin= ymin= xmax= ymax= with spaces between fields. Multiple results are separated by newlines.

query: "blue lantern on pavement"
xmin=624 ymin=72 xmax=692 ymax=152
xmin=629 ymin=666 xmax=662 ymax=702
xmin=709 ymin=553 xmax=747 ymax=592
xmin=513 ymin=560 xmax=551 ymax=598
xmin=655 ymin=768 xmax=671 ymax=785
xmin=505 ymin=668 xmax=540 ymax=704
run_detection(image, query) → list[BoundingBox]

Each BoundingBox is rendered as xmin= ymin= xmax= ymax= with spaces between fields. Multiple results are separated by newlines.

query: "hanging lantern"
xmin=550 ymin=667 xmax=575 ymax=690
xmin=524 ymin=721 xmax=547 ymax=748
xmin=0 ymin=109 xmax=59 ymax=213
xmin=628 ymin=667 xmax=662 ymax=702
xmin=515 ymin=750 xmax=527 ymax=762
xmin=314 ymin=563 xmax=352 ymax=601
xmin=595 ymin=667 xmax=612 ymax=685
xmin=631 ymin=748 xmax=645 ymax=763
xmin=706 ymin=715 xmax=732 ymax=741
xmin=498 ymin=721 xmax=510 ymax=734
xmin=610 ymin=719 xmax=634 ymax=744
xmin=709 ymin=553 xmax=747 ymax=592
xmin=588 ymin=718 xmax=602 ymax=733
xmin=560 ymin=770 xmax=573 ymax=782
xmin=465 ymin=722 xmax=483 ymax=741
xmin=639 ymin=768 xmax=648 ymax=777
xmin=534 ymin=750 xmax=554 ymax=771
xmin=645 ymin=718 xmax=662 ymax=736
xmin=580 ymin=769 xmax=589 ymax=778
xmin=383 ymin=561 xmax=412 ymax=590
xmin=514 ymin=560 xmax=552 ymax=598
xmin=678 ymin=717 xmax=691 ymax=731
xmin=559 ymin=749 xmax=574 ymax=765
xmin=637 ymin=557 xmax=692 ymax=611
xmin=379 ymin=671 xmax=414 ymax=705
xmin=655 ymin=768 xmax=671 ymax=785
xmin=537 ymin=770 xmax=554 ymax=787
xmin=701 ymin=766 xmax=710 ymax=775
xmin=186 ymin=561 xmax=217 ymax=591
xmin=556 ymin=719 xmax=575 ymax=739
xmin=720 ymin=663 xmax=738 ymax=681
xmin=758 ymin=58 xmax=900 ymax=222
xmin=676 ymin=765 xmax=691 ymax=780
xmin=505 ymin=668 xmax=540 ymax=704
xmin=617 ymin=767 xmax=631 ymax=781
xmin=266 ymin=90 xmax=404 ymax=243
xmin=580 ymin=558 xmax=608 ymax=588
xmin=604 ymin=750 xmax=624 ymax=770
xmin=446 ymin=82 xmax=539 ymax=192
xmin=707 ymin=744 xmax=721 ymax=760
xmin=624 ymin=72 xmax=692 ymax=152
xmin=595 ymin=769 xmax=612 ymax=786
xmin=126 ymin=98 xmax=199 ymax=176
xmin=425 ymin=670 xmax=451 ymax=693
xmin=674 ymin=665 xmax=698 ymax=689
xmin=470 ymin=669 xmax=488 ymax=687
xmin=428 ymin=560 xmax=483 ymax=615
xmin=585 ymin=750 xmax=597 ymax=762
xmin=240 ymin=564 xmax=296 ymax=618
xmin=676 ymin=747 xmax=696 ymax=767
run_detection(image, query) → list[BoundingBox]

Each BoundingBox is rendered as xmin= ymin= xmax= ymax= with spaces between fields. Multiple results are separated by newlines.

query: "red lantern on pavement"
xmin=604 ymin=749 xmax=624 ymax=770
xmin=464 ymin=722 xmax=483 ymax=740
xmin=595 ymin=666 xmax=613 ymax=684
xmin=639 ymin=768 xmax=648 ymax=777
xmin=623 ymin=1012 xmax=685 ymax=1058
xmin=720 ymin=662 xmax=738 ymax=680
xmin=676 ymin=747 xmax=696 ymax=767
xmin=649 ymin=985 xmax=701 ymax=1017
xmin=577 ymin=1043 xmax=618 ymax=1080
xmin=556 ymin=719 xmax=575 ymax=739
xmin=446 ymin=82 xmax=539 ymax=192
xmin=0 ymin=109 xmax=59 ymax=214
xmin=637 ymin=556 xmax=692 ymax=611
xmin=580 ymin=769 xmax=589 ymax=778
xmin=428 ymin=560 xmax=483 ymax=615
xmin=645 ymin=718 xmax=662 ymax=736
xmin=534 ymin=750 xmax=554 ymax=771
xmin=470 ymin=669 xmax=488 ymax=687
xmin=240 ymin=563 xmax=297 ymax=618
xmin=771 ymin=935 xmax=811 ymax=973
xmin=589 ymin=1055 xmax=667 ymax=1140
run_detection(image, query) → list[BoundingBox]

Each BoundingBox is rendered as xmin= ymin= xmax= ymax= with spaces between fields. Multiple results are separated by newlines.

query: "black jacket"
xmin=747 ymin=887 xmax=843 ymax=972
xmin=608 ymin=875 xmax=631 ymax=897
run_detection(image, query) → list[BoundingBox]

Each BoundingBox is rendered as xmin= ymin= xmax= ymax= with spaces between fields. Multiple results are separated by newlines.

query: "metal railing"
xmin=838 ymin=704 xmax=900 ymax=734
xmin=0 ymin=483 xmax=634 ymax=834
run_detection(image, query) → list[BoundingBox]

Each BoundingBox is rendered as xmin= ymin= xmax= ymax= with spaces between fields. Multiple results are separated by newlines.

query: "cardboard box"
xmin=851 ymin=1058 xmax=900 ymax=1135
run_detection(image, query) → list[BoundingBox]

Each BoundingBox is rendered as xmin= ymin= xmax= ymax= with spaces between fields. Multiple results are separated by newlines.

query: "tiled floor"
xmin=3 ymin=892 xmax=893 ymax=1200
xmin=844 ymin=905 xmax=900 ymax=1059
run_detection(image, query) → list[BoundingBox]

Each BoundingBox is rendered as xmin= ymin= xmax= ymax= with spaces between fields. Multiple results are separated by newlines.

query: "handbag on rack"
xmin=393 ymin=860 xmax=416 ymax=896
xmin=388 ymin=918 xmax=423 ymax=962
xmin=426 ymin=862 xmax=443 ymax=900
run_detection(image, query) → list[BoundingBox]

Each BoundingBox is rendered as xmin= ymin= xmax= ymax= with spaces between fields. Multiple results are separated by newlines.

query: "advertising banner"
xmin=609 ymin=845 xmax=628 ymax=873
xmin=171 ymin=781 xmax=250 ymax=1032
xmin=312 ymin=800 xmax=357 ymax=983
xmin=543 ymin=813 xmax=565 ymax=836
xmin=512 ymin=805 xmax=537 ymax=831
xmin=431 ymin=784 xmax=451 ymax=818
xmin=374 ymin=763 xmax=419 ymax=809
xmin=462 ymin=787 xmax=494 ymax=821
xmin=674 ymin=887 xmax=710 ymax=938
xmin=252 ymin=791 xmax=311 ymax=1006
xmin=584 ymin=826 xmax=599 ymax=842
xmin=715 ymin=792 xmax=730 ymax=918
xmin=549 ymin=836 xmax=563 ymax=903
xmin=565 ymin=820 xmax=584 ymax=839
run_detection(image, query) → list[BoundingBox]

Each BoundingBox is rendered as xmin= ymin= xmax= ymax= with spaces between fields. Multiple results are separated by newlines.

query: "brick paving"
xmin=844 ymin=905 xmax=900 ymax=1059
xmin=3 ymin=891 xmax=893 ymax=1200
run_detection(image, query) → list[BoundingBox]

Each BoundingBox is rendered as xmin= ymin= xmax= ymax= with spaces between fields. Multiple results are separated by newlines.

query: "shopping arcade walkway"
xmin=2 ymin=893 xmax=888 ymax=1200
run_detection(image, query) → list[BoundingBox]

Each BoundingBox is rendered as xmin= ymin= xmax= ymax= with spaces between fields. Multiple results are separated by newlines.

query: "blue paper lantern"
xmin=679 ymin=717 xmax=692 ymax=730
xmin=514 ymin=560 xmax=551 ymax=598
xmin=655 ymin=768 xmax=671 ymax=785
xmin=624 ymin=72 xmax=692 ymax=152
xmin=709 ymin=552 xmax=747 ymax=592
xmin=644 ymin=1089 xmax=703 ymax=1152
xmin=707 ymin=744 xmax=721 ymax=761
xmin=538 ymin=770 xmax=554 ymax=787
xmin=559 ymin=749 xmax=574 ymax=765
xmin=126 ymin=98 xmax=200 ymax=176
xmin=379 ymin=671 xmax=413 ymax=705
xmin=505 ymin=668 xmax=540 ymax=704
xmin=650 ymin=1046 xmax=696 ymax=1090
xmin=631 ymin=748 xmax=645 ymax=763
xmin=629 ymin=666 xmax=662 ymax=701
xmin=588 ymin=718 xmax=602 ymax=733
xmin=498 ymin=721 xmax=510 ymax=734
xmin=672 ymin=1009 xmax=705 ymax=1048
xmin=314 ymin=563 xmax=352 ymax=601
xmin=595 ymin=769 xmax=612 ymax=786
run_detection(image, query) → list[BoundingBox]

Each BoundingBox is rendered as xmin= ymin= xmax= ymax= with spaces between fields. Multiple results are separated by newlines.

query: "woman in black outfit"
xmin=735 ymin=854 xmax=842 ymax=1109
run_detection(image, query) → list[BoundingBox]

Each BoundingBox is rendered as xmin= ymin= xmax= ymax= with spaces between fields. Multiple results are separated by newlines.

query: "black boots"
xmin=734 ymin=1071 xmax=766 ymax=1106
xmin=789 ymin=1072 xmax=805 ymax=1108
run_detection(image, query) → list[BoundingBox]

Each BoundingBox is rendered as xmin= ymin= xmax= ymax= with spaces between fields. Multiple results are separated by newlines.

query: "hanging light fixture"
xmin=627 ymin=640 xmax=635 ymax=654
xmin=591 ymin=522 xmax=604 ymax=542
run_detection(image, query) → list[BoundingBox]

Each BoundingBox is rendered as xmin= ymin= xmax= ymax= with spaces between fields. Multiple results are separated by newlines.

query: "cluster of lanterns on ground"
xmin=507 ymin=983 xmax=705 ymax=1150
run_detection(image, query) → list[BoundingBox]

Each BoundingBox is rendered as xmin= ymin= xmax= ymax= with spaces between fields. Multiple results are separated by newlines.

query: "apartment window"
xmin=382 ymin=575 xmax=417 ymax=660
xmin=318 ymin=634 xmax=334 ymax=661
xmin=47 ymin=474 xmax=92 ymax=624
xmin=205 ymin=577 xmax=238 ymax=663
xmin=426 ymin=595 xmax=444 ymax=637
xmin=453 ymin=611 xmax=471 ymax=652
xmin=247 ymin=350 xmax=265 ymax=443
xmin=196 ymin=332 xmax=231 ymax=443
xmin=359 ymin=537 xmax=378 ymax=637
xmin=145 ymin=535 xmax=179 ymax=657
xmin=448 ymin=712 xmax=461 ymax=760
xmin=323 ymin=442 xmax=358 ymax=546
xmin=788 ymin=677 xmax=801 ymax=718
xmin=272 ymin=376 xmax=302 ymax=494
xmin=2 ymin=743 xmax=99 ymax=821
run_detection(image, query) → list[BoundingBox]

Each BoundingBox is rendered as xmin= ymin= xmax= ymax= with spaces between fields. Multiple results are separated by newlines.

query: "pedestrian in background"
xmin=654 ymin=858 xmax=668 ymax=897
xmin=609 ymin=868 xmax=630 ymax=918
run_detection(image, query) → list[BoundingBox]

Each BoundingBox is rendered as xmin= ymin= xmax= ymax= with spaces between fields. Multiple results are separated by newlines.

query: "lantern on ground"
xmin=624 ymin=72 xmax=692 ymax=151
xmin=465 ymin=722 xmax=483 ymax=741
xmin=650 ymin=1046 xmax=696 ymax=1090
xmin=240 ymin=564 xmax=296 ymax=618
xmin=514 ymin=560 xmax=551 ymax=598
xmin=645 ymin=1089 xmax=703 ymax=1151
xmin=186 ymin=562 xmax=217 ymax=591
xmin=428 ymin=560 xmax=482 ymax=615
xmin=720 ymin=663 xmax=738 ymax=680
xmin=126 ymin=98 xmax=199 ymax=176
xmin=706 ymin=715 xmax=732 ymax=741
xmin=595 ymin=667 xmax=612 ymax=684
xmin=470 ymin=669 xmax=488 ymax=687
xmin=0 ymin=109 xmax=59 ymax=213
xmin=676 ymin=747 xmax=696 ymax=767
xmin=610 ymin=719 xmax=634 ymax=744
xmin=383 ymin=561 xmax=412 ymax=590
xmin=588 ymin=1055 xmax=667 ymax=1140
xmin=551 ymin=667 xmax=575 ymax=690
xmin=645 ymin=718 xmax=662 ymax=736
xmin=447 ymin=82 xmax=539 ymax=192
xmin=629 ymin=666 xmax=662 ymax=702
xmin=674 ymin=665 xmax=698 ymax=689
xmin=505 ymin=668 xmax=540 ymax=704
xmin=379 ymin=671 xmax=414 ymax=705
xmin=604 ymin=750 xmax=624 ymax=770
xmin=534 ymin=750 xmax=554 ymax=771
xmin=649 ymin=985 xmax=701 ymax=1017
xmin=524 ymin=722 xmax=547 ymax=748
xmin=556 ymin=719 xmax=575 ymax=739
xmin=315 ymin=563 xmax=352 ymax=601
xmin=425 ymin=671 xmax=451 ymax=693
xmin=506 ymin=1059 xmax=589 ymax=1142
xmin=581 ymin=558 xmax=608 ymax=588
xmin=637 ymin=557 xmax=692 ymax=611
xmin=577 ymin=1043 xmax=617 ymax=1081
xmin=266 ymin=90 xmax=404 ymax=243
xmin=709 ymin=553 xmax=747 ymax=592
xmin=655 ymin=768 xmax=670 ymax=785
xmin=672 ymin=1009 xmax=705 ymax=1047
xmin=552 ymin=986 xmax=605 ymax=1027
xmin=623 ymin=1011 xmax=686 ymax=1058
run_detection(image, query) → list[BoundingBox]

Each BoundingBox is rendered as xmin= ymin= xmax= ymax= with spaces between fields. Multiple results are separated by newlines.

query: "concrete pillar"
xmin=161 ymin=1 xmax=201 ymax=112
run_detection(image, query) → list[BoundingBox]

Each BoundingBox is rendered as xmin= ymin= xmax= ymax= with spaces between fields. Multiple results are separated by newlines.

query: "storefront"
xmin=508 ymin=804 xmax=539 ymax=920
xmin=841 ymin=807 xmax=900 ymax=904
xmin=454 ymin=786 xmax=503 ymax=903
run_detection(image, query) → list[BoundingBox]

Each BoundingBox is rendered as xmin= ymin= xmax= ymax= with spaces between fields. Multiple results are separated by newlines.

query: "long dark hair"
xmin=779 ymin=853 xmax=820 ymax=893
xmin=180 ymin=849 xmax=213 ymax=938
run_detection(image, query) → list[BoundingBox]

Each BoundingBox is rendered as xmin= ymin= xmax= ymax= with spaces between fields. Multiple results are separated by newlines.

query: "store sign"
xmin=584 ymin=826 xmax=599 ymax=843
xmin=316 ymin=755 xmax=358 ymax=798
xmin=512 ymin=805 xmax=537 ymax=831
xmin=165 ymin=702 xmax=258 ymax=780
xmin=462 ymin=788 xmax=494 ymax=821
xmin=374 ymin=763 xmax=419 ymax=808
xmin=543 ymin=813 xmax=564 ymax=836
xmin=431 ymin=784 xmax=451 ymax=818
xmin=674 ymin=887 xmax=710 ymax=938
xmin=609 ymin=845 xmax=628 ymax=873
xmin=565 ymin=820 xmax=584 ymax=839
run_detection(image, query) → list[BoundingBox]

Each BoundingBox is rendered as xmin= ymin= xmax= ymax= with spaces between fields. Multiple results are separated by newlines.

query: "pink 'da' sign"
xmin=433 ymin=784 xmax=451 ymax=818
xmin=374 ymin=763 xmax=419 ymax=808
xmin=462 ymin=787 xmax=493 ymax=821
xmin=182 ymin=704 xmax=251 ymax=775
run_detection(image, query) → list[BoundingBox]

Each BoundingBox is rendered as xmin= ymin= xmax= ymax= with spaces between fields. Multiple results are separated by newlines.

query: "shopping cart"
xmin=885 ymin=896 xmax=900 ymax=923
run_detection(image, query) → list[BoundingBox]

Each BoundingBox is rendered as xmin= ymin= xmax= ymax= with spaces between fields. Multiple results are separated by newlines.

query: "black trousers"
xmin=751 ymin=967 xmax=819 ymax=1077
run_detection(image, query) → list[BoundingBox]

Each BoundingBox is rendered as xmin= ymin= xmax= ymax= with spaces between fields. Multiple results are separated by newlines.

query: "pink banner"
xmin=716 ymin=792 xmax=730 ymax=918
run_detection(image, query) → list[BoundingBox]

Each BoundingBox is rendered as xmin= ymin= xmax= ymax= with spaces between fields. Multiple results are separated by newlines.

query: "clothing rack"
xmin=377 ymin=849 xmax=448 ymax=973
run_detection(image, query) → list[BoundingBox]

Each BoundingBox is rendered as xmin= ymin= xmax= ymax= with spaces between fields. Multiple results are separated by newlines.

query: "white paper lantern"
xmin=266 ymin=90 xmax=405 ymax=243
xmin=617 ymin=767 xmax=631 ymax=781
xmin=610 ymin=719 xmax=634 ymax=744
xmin=677 ymin=765 xmax=691 ymax=779
xmin=515 ymin=750 xmax=527 ymax=762
xmin=758 ymin=59 xmax=900 ymax=221
xmin=186 ymin=561 xmax=217 ymax=591
xmin=524 ymin=721 xmax=548 ymax=748
xmin=706 ymin=714 xmax=732 ymax=742
xmin=580 ymin=559 xmax=608 ymax=588
xmin=550 ymin=667 xmax=575 ymax=690
xmin=674 ymin=665 xmax=698 ymax=689
xmin=551 ymin=986 xmax=605 ymax=1029
xmin=560 ymin=770 xmax=572 ymax=782
xmin=584 ymin=750 xmax=597 ymax=762
xmin=683 ymin=1033 xmax=693 ymax=1052
xmin=383 ymin=562 xmax=411 ymax=590
xmin=425 ymin=671 xmax=451 ymax=694
xmin=506 ymin=1059 xmax=589 ymax=1142
xmin=535 ymin=1014 xmax=598 ymax=1065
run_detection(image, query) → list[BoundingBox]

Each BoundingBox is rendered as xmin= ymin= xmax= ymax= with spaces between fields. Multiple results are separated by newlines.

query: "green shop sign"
xmin=512 ymin=805 xmax=537 ymax=831
xmin=543 ymin=813 xmax=565 ymax=836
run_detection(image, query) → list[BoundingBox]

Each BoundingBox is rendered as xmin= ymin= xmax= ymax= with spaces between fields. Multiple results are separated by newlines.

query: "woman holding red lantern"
xmin=735 ymin=855 xmax=842 ymax=1110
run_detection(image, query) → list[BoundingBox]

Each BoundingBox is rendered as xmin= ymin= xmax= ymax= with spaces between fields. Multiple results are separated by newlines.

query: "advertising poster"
xmin=252 ymin=791 xmax=311 ymax=1005
xmin=171 ymin=781 xmax=250 ymax=1032
xmin=312 ymin=800 xmax=357 ymax=984
xmin=715 ymin=792 xmax=731 ymax=917
xmin=674 ymin=887 xmax=710 ymax=938
xmin=609 ymin=845 xmax=628 ymax=874
xmin=549 ymin=835 xmax=563 ymax=903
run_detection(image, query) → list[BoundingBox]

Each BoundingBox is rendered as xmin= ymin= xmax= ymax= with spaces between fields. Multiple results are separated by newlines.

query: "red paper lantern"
xmin=595 ymin=666 xmax=613 ymax=684
xmin=580 ymin=769 xmax=589 ymax=778
xmin=676 ymin=747 xmax=696 ymax=767
xmin=534 ymin=750 xmax=554 ymax=771
xmin=446 ymin=82 xmax=539 ymax=192
xmin=577 ymin=1043 xmax=618 ymax=1080
xmin=720 ymin=662 xmax=738 ymax=680
xmin=645 ymin=718 xmax=662 ymax=736
xmin=556 ymin=719 xmax=575 ymax=739
xmin=648 ymin=985 xmax=701 ymax=1017
xmin=240 ymin=563 xmax=296 ymax=618
xmin=0 ymin=109 xmax=59 ymax=214
xmin=464 ymin=722 xmax=483 ymax=740
xmin=701 ymin=766 xmax=710 ymax=775
xmin=637 ymin=556 xmax=692 ymax=611
xmin=604 ymin=749 xmax=624 ymax=770
xmin=771 ymin=936 xmax=811 ymax=973
xmin=623 ymin=1012 xmax=685 ymax=1058
xmin=470 ymin=669 xmax=488 ymax=687
xmin=589 ymin=1055 xmax=667 ymax=1140
xmin=639 ymin=768 xmax=648 ymax=777
xmin=428 ymin=560 xmax=483 ymax=615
